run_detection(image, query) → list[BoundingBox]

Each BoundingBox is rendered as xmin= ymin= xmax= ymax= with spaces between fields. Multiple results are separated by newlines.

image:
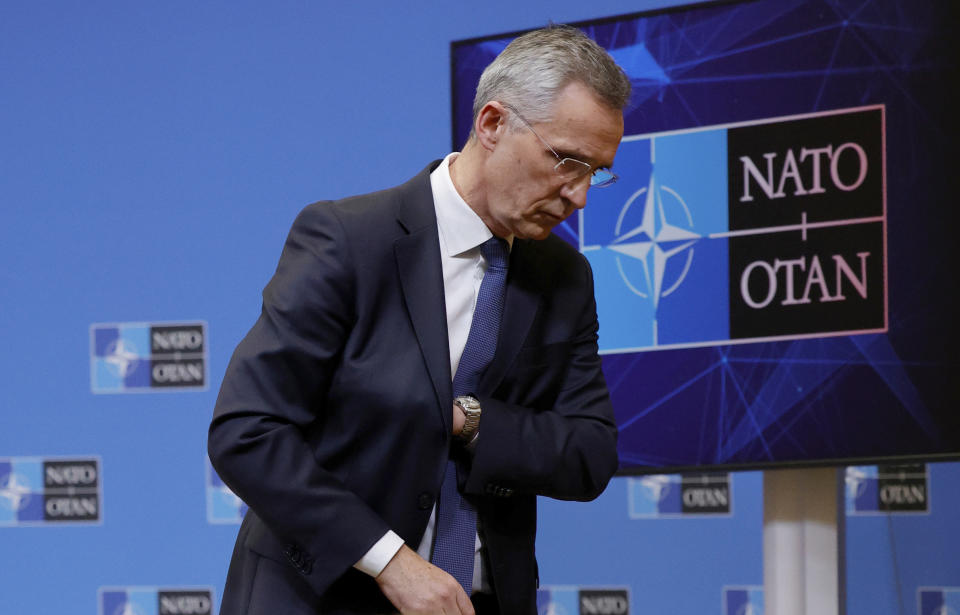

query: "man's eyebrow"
xmin=555 ymin=148 xmax=583 ymax=160
xmin=578 ymin=153 xmax=615 ymax=171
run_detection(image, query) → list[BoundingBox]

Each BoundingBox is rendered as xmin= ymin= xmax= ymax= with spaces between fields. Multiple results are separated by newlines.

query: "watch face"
xmin=457 ymin=396 xmax=480 ymax=411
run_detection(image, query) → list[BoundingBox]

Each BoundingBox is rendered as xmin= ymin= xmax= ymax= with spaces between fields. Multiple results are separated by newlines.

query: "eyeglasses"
xmin=502 ymin=103 xmax=618 ymax=188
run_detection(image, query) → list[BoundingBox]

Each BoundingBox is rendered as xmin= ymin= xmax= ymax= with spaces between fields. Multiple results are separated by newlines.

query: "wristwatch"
xmin=454 ymin=395 xmax=482 ymax=444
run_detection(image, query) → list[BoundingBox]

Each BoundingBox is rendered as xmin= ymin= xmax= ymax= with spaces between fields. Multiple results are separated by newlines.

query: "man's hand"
xmin=452 ymin=402 xmax=465 ymax=436
xmin=375 ymin=545 xmax=474 ymax=614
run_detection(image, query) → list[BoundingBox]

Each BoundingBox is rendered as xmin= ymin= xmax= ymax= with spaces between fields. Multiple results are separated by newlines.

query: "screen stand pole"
xmin=763 ymin=467 xmax=846 ymax=615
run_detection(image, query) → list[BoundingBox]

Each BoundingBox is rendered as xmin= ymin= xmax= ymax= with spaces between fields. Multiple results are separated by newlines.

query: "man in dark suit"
xmin=209 ymin=25 xmax=631 ymax=615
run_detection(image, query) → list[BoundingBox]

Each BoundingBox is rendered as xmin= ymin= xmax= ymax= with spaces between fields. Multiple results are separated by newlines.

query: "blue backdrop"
xmin=1 ymin=1 xmax=956 ymax=614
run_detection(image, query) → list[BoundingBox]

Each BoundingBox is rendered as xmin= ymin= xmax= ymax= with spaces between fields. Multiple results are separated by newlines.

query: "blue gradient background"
xmin=2 ymin=1 xmax=958 ymax=614
xmin=453 ymin=0 xmax=958 ymax=472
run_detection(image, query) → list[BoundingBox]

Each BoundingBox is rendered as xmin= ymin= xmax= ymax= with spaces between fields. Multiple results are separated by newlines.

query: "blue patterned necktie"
xmin=431 ymin=236 xmax=510 ymax=594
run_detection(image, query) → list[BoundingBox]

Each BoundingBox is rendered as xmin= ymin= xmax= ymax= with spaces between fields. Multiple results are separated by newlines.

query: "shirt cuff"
xmin=353 ymin=530 xmax=405 ymax=577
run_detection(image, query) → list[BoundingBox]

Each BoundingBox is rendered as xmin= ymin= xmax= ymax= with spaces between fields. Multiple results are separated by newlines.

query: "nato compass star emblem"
xmin=0 ymin=472 xmax=32 ymax=511
xmin=638 ymin=474 xmax=672 ymax=503
xmin=845 ymin=467 xmax=870 ymax=501
xmin=104 ymin=338 xmax=140 ymax=378
xmin=736 ymin=604 xmax=761 ymax=615
xmin=538 ymin=602 xmax=570 ymax=615
xmin=113 ymin=603 xmax=147 ymax=615
xmin=608 ymin=171 xmax=700 ymax=312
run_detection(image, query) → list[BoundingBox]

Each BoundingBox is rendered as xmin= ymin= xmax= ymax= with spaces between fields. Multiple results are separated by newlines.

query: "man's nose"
xmin=560 ymin=175 xmax=590 ymax=210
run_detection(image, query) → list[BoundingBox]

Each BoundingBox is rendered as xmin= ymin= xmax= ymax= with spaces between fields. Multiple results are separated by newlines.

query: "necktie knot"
xmin=480 ymin=236 xmax=509 ymax=270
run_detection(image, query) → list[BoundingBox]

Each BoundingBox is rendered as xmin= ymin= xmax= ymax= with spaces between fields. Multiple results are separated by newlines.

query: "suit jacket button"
xmin=418 ymin=492 xmax=433 ymax=510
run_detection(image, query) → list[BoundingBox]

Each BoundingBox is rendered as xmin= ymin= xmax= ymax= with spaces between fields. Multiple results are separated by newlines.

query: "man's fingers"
xmin=455 ymin=587 xmax=475 ymax=615
xmin=376 ymin=545 xmax=477 ymax=614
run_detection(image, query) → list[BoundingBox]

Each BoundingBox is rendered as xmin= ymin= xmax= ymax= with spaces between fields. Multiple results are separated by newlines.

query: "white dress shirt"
xmin=354 ymin=154 xmax=511 ymax=594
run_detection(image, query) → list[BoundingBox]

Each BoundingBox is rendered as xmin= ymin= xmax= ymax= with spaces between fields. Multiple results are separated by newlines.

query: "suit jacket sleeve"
xmin=463 ymin=244 xmax=620 ymax=501
xmin=208 ymin=203 xmax=391 ymax=595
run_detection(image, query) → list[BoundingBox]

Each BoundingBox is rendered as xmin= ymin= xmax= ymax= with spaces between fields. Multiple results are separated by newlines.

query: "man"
xmin=209 ymin=25 xmax=631 ymax=615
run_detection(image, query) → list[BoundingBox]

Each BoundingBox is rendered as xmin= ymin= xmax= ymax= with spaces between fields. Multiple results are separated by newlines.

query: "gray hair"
xmin=471 ymin=24 xmax=631 ymax=135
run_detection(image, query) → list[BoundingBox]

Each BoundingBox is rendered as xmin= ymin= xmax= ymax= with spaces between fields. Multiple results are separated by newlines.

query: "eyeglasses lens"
xmin=590 ymin=169 xmax=617 ymax=188
xmin=555 ymin=159 xmax=617 ymax=188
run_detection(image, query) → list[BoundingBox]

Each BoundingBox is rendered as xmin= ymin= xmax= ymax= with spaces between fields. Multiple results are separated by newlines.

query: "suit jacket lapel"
xmin=394 ymin=162 xmax=454 ymax=433
xmin=391 ymin=162 xmax=543 ymax=420
xmin=478 ymin=238 xmax=541 ymax=394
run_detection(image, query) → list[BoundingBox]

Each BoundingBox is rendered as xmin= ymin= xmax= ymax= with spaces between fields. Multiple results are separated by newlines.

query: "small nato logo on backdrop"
xmin=628 ymin=473 xmax=731 ymax=518
xmin=580 ymin=106 xmax=886 ymax=353
xmin=90 ymin=322 xmax=208 ymax=393
xmin=845 ymin=464 xmax=928 ymax=515
xmin=99 ymin=587 xmax=214 ymax=615
xmin=723 ymin=586 xmax=764 ymax=615
xmin=919 ymin=587 xmax=960 ymax=615
xmin=0 ymin=457 xmax=101 ymax=526
xmin=206 ymin=457 xmax=247 ymax=524
xmin=536 ymin=586 xmax=629 ymax=615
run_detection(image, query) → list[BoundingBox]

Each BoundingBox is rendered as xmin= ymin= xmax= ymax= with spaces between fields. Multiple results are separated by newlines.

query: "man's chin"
xmin=515 ymin=225 xmax=554 ymax=241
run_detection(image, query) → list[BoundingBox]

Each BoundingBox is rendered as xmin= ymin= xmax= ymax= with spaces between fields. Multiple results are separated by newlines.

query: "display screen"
xmin=451 ymin=0 xmax=958 ymax=472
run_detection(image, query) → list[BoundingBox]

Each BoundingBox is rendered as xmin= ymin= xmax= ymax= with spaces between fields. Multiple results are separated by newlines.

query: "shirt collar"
xmin=431 ymin=153 xmax=513 ymax=257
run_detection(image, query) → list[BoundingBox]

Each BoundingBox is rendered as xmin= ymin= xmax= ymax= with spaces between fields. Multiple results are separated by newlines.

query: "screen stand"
xmin=763 ymin=467 xmax=846 ymax=615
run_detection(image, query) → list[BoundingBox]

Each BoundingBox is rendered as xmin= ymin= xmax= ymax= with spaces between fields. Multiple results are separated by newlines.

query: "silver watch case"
xmin=454 ymin=395 xmax=481 ymax=441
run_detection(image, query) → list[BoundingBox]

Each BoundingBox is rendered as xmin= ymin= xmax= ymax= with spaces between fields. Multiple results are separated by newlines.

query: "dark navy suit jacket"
xmin=208 ymin=161 xmax=618 ymax=614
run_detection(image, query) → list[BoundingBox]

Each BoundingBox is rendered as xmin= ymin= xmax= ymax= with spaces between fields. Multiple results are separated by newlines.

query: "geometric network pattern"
xmin=453 ymin=0 xmax=957 ymax=471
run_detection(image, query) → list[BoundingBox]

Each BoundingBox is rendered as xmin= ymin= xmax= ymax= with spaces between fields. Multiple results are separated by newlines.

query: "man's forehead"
xmin=536 ymin=82 xmax=623 ymax=161
xmin=540 ymin=115 xmax=623 ymax=169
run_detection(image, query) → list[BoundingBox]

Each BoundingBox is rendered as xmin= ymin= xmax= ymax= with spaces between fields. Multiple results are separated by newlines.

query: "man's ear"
xmin=474 ymin=101 xmax=507 ymax=152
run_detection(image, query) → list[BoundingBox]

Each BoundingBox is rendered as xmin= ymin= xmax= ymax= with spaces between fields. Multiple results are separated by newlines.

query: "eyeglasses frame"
xmin=500 ymin=102 xmax=619 ymax=188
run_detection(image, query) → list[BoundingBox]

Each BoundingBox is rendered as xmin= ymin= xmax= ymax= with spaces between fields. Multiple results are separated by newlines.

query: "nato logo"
xmin=919 ymin=588 xmax=960 ymax=615
xmin=845 ymin=464 xmax=928 ymax=515
xmin=628 ymin=473 xmax=731 ymax=518
xmin=723 ymin=586 xmax=763 ymax=615
xmin=90 ymin=322 xmax=208 ymax=393
xmin=99 ymin=587 xmax=214 ymax=615
xmin=206 ymin=457 xmax=247 ymax=524
xmin=580 ymin=106 xmax=886 ymax=353
xmin=537 ymin=586 xmax=629 ymax=615
xmin=0 ymin=457 xmax=101 ymax=525
xmin=538 ymin=586 xmax=579 ymax=615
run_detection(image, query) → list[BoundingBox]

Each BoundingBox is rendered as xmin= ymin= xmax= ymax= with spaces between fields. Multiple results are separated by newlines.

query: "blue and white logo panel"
xmin=91 ymin=324 xmax=153 ymax=392
xmin=206 ymin=457 xmax=247 ymax=524
xmin=0 ymin=458 xmax=44 ymax=525
xmin=581 ymin=106 xmax=886 ymax=353
xmin=90 ymin=321 xmax=208 ymax=393
xmin=918 ymin=587 xmax=960 ymax=615
xmin=723 ymin=585 xmax=764 ymax=615
xmin=845 ymin=465 xmax=879 ymax=514
xmin=582 ymin=128 xmax=729 ymax=352
xmin=628 ymin=473 xmax=732 ymax=518
xmin=0 ymin=456 xmax=102 ymax=526
xmin=537 ymin=586 xmax=579 ymax=615
xmin=537 ymin=586 xmax=630 ymax=615
xmin=628 ymin=475 xmax=682 ymax=518
xmin=99 ymin=587 xmax=214 ymax=615
xmin=846 ymin=464 xmax=928 ymax=515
